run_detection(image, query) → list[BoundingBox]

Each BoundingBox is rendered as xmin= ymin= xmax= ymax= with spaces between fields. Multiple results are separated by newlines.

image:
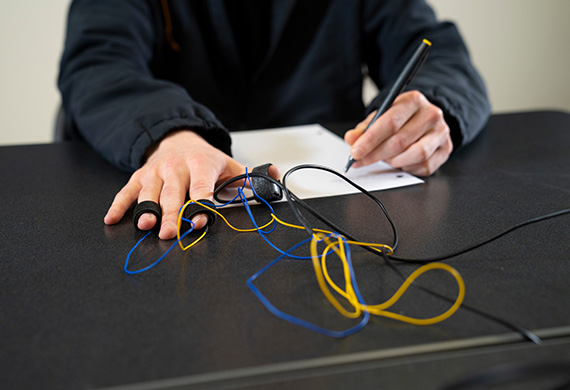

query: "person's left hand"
xmin=344 ymin=90 xmax=453 ymax=176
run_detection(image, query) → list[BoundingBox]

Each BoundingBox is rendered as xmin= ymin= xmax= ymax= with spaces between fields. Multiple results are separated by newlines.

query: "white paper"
xmin=229 ymin=124 xmax=423 ymax=201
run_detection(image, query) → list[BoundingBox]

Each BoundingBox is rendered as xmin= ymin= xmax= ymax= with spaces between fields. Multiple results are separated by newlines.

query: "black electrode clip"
xmin=182 ymin=199 xmax=217 ymax=230
xmin=133 ymin=200 xmax=162 ymax=232
xmin=251 ymin=163 xmax=283 ymax=203
xmin=213 ymin=163 xmax=284 ymax=204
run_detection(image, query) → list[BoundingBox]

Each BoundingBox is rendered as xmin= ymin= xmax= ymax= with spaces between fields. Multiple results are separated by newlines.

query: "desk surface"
xmin=1 ymin=111 xmax=570 ymax=389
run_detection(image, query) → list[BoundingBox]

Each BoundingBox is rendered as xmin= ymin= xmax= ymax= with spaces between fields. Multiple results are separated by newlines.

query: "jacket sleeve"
xmin=58 ymin=0 xmax=231 ymax=172
xmin=362 ymin=0 xmax=491 ymax=149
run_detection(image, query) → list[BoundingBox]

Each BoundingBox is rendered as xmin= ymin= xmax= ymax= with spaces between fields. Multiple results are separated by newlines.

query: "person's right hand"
xmin=103 ymin=130 xmax=276 ymax=240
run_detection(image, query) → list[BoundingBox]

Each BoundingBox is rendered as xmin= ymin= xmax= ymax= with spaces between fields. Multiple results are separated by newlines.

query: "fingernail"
xmin=192 ymin=215 xmax=207 ymax=230
xmin=138 ymin=213 xmax=156 ymax=231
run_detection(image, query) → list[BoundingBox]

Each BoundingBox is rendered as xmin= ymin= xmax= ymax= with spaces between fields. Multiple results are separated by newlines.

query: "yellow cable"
xmin=177 ymin=199 xmax=276 ymax=250
xmin=175 ymin=199 xmax=465 ymax=327
xmin=321 ymin=240 xmax=355 ymax=300
xmin=271 ymin=213 xmax=337 ymax=236
xmin=309 ymin=234 xmax=362 ymax=318
xmin=314 ymin=235 xmax=465 ymax=325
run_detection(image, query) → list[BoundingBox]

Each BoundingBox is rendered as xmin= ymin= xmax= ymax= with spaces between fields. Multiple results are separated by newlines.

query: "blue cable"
xmin=239 ymin=188 xmax=319 ymax=260
xmin=247 ymin=235 xmax=370 ymax=337
xmin=240 ymin=170 xmax=278 ymax=234
xmin=236 ymin=170 xmax=372 ymax=336
xmin=239 ymin=169 xmax=342 ymax=260
xmin=123 ymin=169 xmax=372 ymax=336
xmin=124 ymin=221 xmax=196 ymax=274
xmin=123 ymin=168 xmax=271 ymax=275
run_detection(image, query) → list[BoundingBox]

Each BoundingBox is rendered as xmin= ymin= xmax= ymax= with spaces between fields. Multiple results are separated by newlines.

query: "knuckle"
xmin=408 ymin=90 xmax=425 ymax=105
xmin=161 ymin=209 xmax=179 ymax=220
xmin=437 ymin=123 xmax=452 ymax=144
xmin=188 ymin=152 xmax=217 ymax=167
xmin=388 ymin=114 xmax=401 ymax=134
xmin=381 ymin=114 xmax=401 ymax=137
xmin=429 ymin=107 xmax=444 ymax=123
xmin=415 ymin=162 xmax=433 ymax=177
xmin=190 ymin=179 xmax=214 ymax=197
xmin=390 ymin=134 xmax=406 ymax=153
xmin=160 ymin=184 xmax=182 ymax=200
xmin=162 ymin=157 xmax=181 ymax=172
xmin=416 ymin=144 xmax=430 ymax=162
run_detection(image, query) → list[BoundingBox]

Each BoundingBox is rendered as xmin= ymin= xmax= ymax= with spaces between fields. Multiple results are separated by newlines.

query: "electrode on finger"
xmin=213 ymin=163 xmax=283 ymax=204
xmin=251 ymin=163 xmax=283 ymax=202
xmin=133 ymin=200 xmax=162 ymax=232
xmin=182 ymin=199 xmax=217 ymax=229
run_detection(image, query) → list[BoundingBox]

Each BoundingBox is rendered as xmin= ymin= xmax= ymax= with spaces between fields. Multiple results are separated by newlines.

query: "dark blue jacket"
xmin=59 ymin=0 xmax=490 ymax=172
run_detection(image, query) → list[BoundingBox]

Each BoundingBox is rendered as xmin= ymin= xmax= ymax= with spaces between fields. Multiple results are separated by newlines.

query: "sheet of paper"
xmin=230 ymin=124 xmax=423 ymax=201
xmin=227 ymin=124 xmax=423 ymax=203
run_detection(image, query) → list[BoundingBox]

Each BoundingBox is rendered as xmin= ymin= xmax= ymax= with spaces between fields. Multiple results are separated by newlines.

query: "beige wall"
xmin=430 ymin=0 xmax=570 ymax=114
xmin=1 ymin=0 xmax=569 ymax=146
xmin=0 ymin=0 xmax=69 ymax=145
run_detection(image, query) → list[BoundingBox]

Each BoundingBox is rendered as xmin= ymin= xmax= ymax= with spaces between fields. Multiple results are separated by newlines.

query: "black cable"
xmin=390 ymin=208 xmax=570 ymax=263
xmin=281 ymin=164 xmax=399 ymax=250
xmin=214 ymin=164 xmax=570 ymax=344
xmin=379 ymin=251 xmax=542 ymax=344
xmin=280 ymin=165 xmax=552 ymax=343
xmin=282 ymin=167 xmax=570 ymax=265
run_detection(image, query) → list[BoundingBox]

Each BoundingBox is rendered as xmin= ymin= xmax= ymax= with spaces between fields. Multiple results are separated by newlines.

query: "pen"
xmin=344 ymin=38 xmax=432 ymax=173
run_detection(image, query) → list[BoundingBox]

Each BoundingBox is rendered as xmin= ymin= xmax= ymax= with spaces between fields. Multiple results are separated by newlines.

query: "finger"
xmin=399 ymin=143 xmax=452 ymax=177
xmin=344 ymin=112 xmax=375 ymax=146
xmin=104 ymin=180 xmax=141 ymax=225
xmin=136 ymin=178 xmax=164 ymax=231
xmin=355 ymin=104 xmax=445 ymax=167
xmin=387 ymin=120 xmax=451 ymax=168
xmin=349 ymin=97 xmax=418 ymax=161
xmin=389 ymin=127 xmax=453 ymax=176
xmin=157 ymin=172 xmax=188 ymax=240
xmin=267 ymin=164 xmax=281 ymax=180
xmin=190 ymin=158 xmax=246 ymax=229
xmin=188 ymin=162 xmax=222 ymax=230
xmin=137 ymin=213 xmax=158 ymax=232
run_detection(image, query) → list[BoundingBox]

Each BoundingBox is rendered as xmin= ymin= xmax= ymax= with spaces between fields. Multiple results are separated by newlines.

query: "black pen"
xmin=344 ymin=38 xmax=432 ymax=173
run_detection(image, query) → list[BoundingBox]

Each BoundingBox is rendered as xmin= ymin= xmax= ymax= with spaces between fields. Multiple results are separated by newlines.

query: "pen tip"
xmin=344 ymin=157 xmax=354 ymax=173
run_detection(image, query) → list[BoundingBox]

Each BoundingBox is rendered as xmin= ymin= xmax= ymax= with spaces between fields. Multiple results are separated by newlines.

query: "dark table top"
xmin=1 ymin=111 xmax=569 ymax=389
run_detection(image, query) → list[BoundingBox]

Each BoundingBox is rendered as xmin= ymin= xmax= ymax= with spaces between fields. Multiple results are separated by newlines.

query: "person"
xmin=58 ymin=0 xmax=490 ymax=240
